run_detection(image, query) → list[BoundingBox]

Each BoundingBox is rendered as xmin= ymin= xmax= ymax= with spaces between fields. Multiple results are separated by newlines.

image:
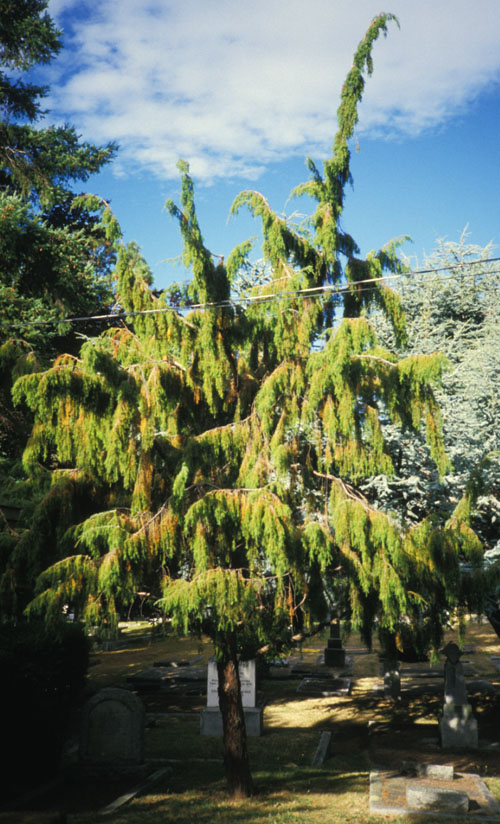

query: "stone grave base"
xmin=291 ymin=655 xmax=353 ymax=677
xmin=78 ymin=761 xmax=150 ymax=780
xmin=324 ymin=650 xmax=345 ymax=667
xmin=268 ymin=663 xmax=292 ymax=679
xmin=490 ymin=655 xmax=500 ymax=673
xmin=370 ymin=768 xmax=500 ymax=820
xmin=440 ymin=712 xmax=479 ymax=749
xmin=128 ymin=664 xmax=206 ymax=693
xmin=399 ymin=662 xmax=476 ymax=678
xmin=200 ymin=705 xmax=264 ymax=737
xmin=324 ymin=646 xmax=346 ymax=667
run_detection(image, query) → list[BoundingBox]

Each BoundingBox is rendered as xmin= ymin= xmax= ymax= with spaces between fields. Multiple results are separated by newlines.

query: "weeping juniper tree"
xmin=10 ymin=14 xmax=485 ymax=796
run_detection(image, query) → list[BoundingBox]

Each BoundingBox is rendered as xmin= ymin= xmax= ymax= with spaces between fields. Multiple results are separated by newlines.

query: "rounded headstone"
xmin=80 ymin=687 xmax=145 ymax=773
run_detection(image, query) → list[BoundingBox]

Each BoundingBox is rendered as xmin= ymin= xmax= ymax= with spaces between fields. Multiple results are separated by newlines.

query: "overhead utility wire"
xmin=2 ymin=257 xmax=500 ymax=331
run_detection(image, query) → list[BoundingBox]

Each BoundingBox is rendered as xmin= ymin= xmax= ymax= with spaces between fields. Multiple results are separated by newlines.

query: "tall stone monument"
xmin=200 ymin=658 xmax=263 ymax=736
xmin=439 ymin=641 xmax=478 ymax=749
xmin=323 ymin=618 xmax=346 ymax=667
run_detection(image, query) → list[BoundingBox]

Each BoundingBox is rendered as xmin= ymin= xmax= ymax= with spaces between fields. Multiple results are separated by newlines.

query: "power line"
xmin=1 ymin=257 xmax=500 ymax=332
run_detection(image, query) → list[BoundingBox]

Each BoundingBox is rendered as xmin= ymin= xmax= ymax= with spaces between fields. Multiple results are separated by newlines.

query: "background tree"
xmin=0 ymin=0 xmax=119 ymax=567
xmin=8 ymin=14 xmax=488 ymax=796
xmin=0 ymin=0 xmax=118 ymax=452
xmin=362 ymin=233 xmax=500 ymax=644
xmin=0 ymin=0 xmax=114 ymax=204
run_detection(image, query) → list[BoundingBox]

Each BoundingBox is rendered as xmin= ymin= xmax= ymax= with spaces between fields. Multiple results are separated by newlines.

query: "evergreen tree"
xmin=0 ymin=0 xmax=115 ymax=205
xmin=0 ymin=0 xmax=118 ymax=457
xmin=363 ymin=234 xmax=500 ymax=534
xmin=9 ymin=14 xmax=486 ymax=796
xmin=362 ymin=234 xmax=500 ymax=643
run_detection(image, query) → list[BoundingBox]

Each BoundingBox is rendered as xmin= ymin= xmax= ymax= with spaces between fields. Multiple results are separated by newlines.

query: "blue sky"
xmin=40 ymin=0 xmax=500 ymax=289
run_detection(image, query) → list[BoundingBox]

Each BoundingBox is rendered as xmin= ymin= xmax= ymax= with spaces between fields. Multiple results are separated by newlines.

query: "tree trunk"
xmin=217 ymin=635 xmax=253 ymax=798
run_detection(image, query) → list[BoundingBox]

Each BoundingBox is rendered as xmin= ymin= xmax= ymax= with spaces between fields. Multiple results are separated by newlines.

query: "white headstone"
xmin=206 ymin=658 xmax=257 ymax=708
xmin=206 ymin=660 xmax=220 ymax=707
xmin=239 ymin=659 xmax=257 ymax=707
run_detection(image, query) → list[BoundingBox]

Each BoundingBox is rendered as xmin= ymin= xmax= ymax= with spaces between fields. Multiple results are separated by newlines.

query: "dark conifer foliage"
xmin=0 ymin=0 xmax=118 ymax=460
xmin=0 ymin=0 xmax=115 ymax=204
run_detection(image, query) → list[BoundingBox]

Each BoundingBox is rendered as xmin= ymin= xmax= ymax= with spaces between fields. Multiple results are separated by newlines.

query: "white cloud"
xmin=44 ymin=0 xmax=500 ymax=183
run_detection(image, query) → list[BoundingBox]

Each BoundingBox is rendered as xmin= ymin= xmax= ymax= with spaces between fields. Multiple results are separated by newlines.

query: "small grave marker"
xmin=381 ymin=659 xmax=400 ymax=698
xmin=297 ymin=677 xmax=351 ymax=696
xmin=426 ymin=764 xmax=454 ymax=780
xmin=311 ymin=731 xmax=332 ymax=766
xmin=80 ymin=688 xmax=146 ymax=776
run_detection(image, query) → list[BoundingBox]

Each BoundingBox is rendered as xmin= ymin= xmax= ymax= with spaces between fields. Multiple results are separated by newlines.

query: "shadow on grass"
xmin=69 ymin=754 xmax=373 ymax=824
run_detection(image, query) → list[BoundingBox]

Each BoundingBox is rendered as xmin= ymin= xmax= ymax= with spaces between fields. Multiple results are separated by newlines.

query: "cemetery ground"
xmin=5 ymin=619 xmax=500 ymax=824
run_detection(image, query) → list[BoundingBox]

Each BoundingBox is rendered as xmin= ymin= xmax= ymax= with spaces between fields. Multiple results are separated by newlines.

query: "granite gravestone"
xmin=439 ymin=642 xmax=478 ymax=749
xmin=323 ymin=619 xmax=346 ymax=667
xmin=80 ymin=687 xmax=146 ymax=776
xmin=201 ymin=659 xmax=263 ymax=736
xmin=382 ymin=659 xmax=401 ymax=699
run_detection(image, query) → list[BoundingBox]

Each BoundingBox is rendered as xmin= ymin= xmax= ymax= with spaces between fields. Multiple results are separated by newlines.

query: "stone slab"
xmin=370 ymin=769 xmax=500 ymax=820
xmin=400 ymin=762 xmax=454 ymax=780
xmin=98 ymin=767 xmax=171 ymax=816
xmin=490 ymin=656 xmax=500 ymax=673
xmin=311 ymin=731 xmax=332 ymax=767
xmin=267 ymin=664 xmax=292 ymax=680
xmin=200 ymin=705 xmax=263 ymax=737
xmin=399 ymin=663 xmax=475 ymax=678
xmin=296 ymin=677 xmax=351 ymax=697
xmin=290 ymin=661 xmax=335 ymax=677
xmin=426 ymin=764 xmax=454 ymax=780
xmin=406 ymin=784 xmax=469 ymax=812
xmin=128 ymin=665 xmax=206 ymax=693
xmin=298 ymin=655 xmax=353 ymax=675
